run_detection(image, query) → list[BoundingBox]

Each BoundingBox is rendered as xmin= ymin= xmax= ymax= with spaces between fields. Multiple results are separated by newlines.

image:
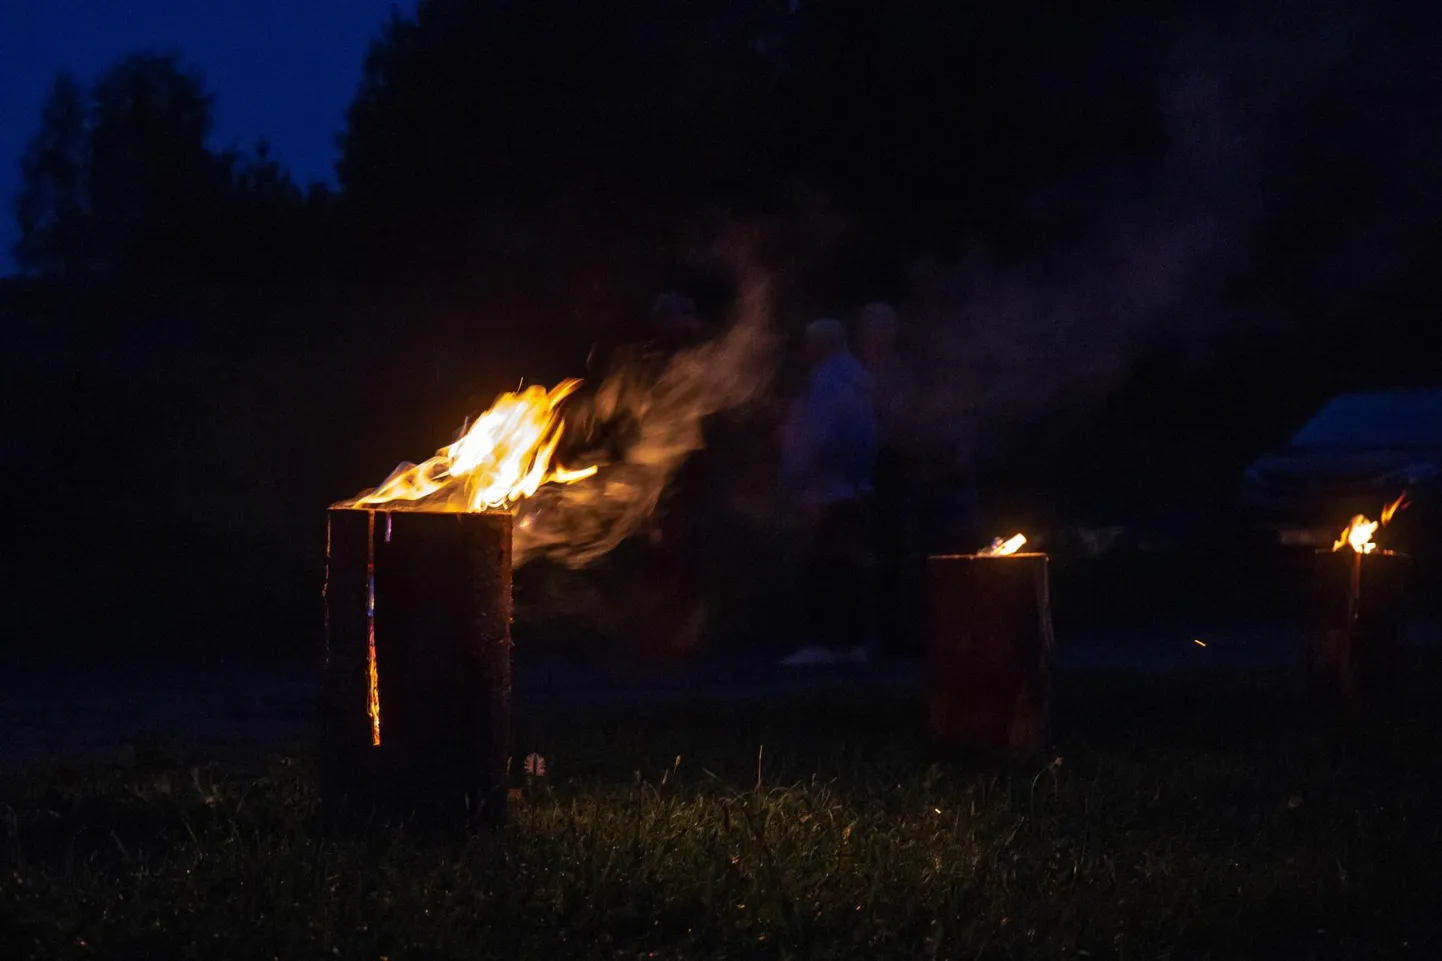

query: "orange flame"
xmin=336 ymin=380 xmax=597 ymax=512
xmin=1381 ymin=490 xmax=1409 ymax=527
xmin=978 ymin=533 xmax=1027 ymax=556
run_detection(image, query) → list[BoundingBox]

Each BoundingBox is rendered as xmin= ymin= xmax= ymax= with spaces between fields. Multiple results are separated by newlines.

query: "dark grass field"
xmin=4 ymin=666 xmax=1442 ymax=960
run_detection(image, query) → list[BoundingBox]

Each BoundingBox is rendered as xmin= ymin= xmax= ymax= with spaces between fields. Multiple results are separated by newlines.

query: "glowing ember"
xmin=977 ymin=533 xmax=1027 ymax=556
xmin=336 ymin=380 xmax=597 ymax=513
xmin=366 ymin=512 xmax=381 ymax=745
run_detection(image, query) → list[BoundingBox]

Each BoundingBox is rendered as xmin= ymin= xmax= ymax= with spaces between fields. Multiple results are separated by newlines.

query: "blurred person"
xmin=638 ymin=290 xmax=717 ymax=661
xmin=779 ymin=318 xmax=879 ymax=666
xmin=854 ymin=301 xmax=923 ymax=657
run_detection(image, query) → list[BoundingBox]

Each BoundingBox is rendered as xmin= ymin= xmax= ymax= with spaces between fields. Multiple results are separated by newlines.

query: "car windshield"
xmin=1293 ymin=391 xmax=1442 ymax=448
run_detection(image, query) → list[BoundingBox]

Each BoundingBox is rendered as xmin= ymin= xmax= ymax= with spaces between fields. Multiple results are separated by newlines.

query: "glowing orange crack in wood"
xmin=366 ymin=511 xmax=381 ymax=746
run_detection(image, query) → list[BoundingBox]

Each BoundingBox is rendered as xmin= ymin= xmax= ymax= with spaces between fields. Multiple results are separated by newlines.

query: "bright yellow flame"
xmin=338 ymin=379 xmax=596 ymax=512
xmin=977 ymin=533 xmax=1027 ymax=556
xmin=1193 ymin=639 xmax=1207 ymax=648
xmin=1333 ymin=515 xmax=1379 ymax=554
xmin=552 ymin=464 xmax=600 ymax=483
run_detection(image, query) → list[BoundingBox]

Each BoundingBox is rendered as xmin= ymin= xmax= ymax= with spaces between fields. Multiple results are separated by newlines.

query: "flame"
xmin=977 ymin=533 xmax=1027 ymax=556
xmin=1332 ymin=491 xmax=1410 ymax=555
xmin=1333 ymin=515 xmax=1379 ymax=554
xmin=337 ymin=379 xmax=596 ymax=512
xmin=1381 ymin=490 xmax=1409 ymax=527
xmin=552 ymin=465 xmax=600 ymax=484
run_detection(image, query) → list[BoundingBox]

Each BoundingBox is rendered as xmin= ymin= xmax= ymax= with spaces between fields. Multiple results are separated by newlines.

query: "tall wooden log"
xmin=1312 ymin=549 xmax=1408 ymax=713
xmin=322 ymin=508 xmax=513 ymax=829
xmin=928 ymin=553 xmax=1055 ymax=760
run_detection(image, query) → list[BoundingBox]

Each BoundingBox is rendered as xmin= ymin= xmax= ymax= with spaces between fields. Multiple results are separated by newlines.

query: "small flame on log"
xmin=1332 ymin=491 xmax=1410 ymax=556
xmin=977 ymin=533 xmax=1027 ymax=556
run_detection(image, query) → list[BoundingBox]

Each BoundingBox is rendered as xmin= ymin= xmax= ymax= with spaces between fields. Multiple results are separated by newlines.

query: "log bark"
xmin=928 ymin=553 xmax=1054 ymax=760
xmin=1312 ymin=549 xmax=1407 ymax=714
xmin=322 ymin=508 xmax=513 ymax=829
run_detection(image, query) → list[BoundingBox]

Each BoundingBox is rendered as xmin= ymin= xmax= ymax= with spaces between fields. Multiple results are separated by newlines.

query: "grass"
xmin=4 ymin=671 xmax=1442 ymax=960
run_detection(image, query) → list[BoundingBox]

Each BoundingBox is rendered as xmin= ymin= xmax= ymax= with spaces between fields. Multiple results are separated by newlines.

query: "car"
xmin=1240 ymin=388 xmax=1442 ymax=557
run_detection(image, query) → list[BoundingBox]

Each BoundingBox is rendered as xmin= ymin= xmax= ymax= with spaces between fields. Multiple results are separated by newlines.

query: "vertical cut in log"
xmin=1312 ymin=549 xmax=1408 ymax=713
xmin=928 ymin=553 xmax=1055 ymax=760
xmin=322 ymin=508 xmax=513 ymax=828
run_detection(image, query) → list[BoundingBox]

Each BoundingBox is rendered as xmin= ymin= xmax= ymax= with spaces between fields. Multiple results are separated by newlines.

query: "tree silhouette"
xmin=85 ymin=52 xmax=232 ymax=276
xmin=332 ymin=0 xmax=1183 ymax=295
xmin=221 ymin=138 xmax=344 ymax=285
xmin=11 ymin=52 xmax=326 ymax=285
xmin=337 ymin=0 xmax=791 ymax=277
xmin=13 ymin=74 xmax=90 ymax=274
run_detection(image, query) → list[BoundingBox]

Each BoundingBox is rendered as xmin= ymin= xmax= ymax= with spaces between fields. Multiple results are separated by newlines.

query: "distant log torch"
xmin=1313 ymin=494 xmax=1410 ymax=713
xmin=929 ymin=534 xmax=1055 ymax=760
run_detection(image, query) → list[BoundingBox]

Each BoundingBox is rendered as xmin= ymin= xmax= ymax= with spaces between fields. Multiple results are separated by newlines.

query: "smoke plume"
xmin=899 ymin=0 xmax=1441 ymax=458
xmin=512 ymin=270 xmax=776 ymax=567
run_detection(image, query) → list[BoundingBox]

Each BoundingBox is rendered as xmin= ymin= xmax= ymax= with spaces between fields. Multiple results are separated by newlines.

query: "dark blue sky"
xmin=0 ymin=0 xmax=419 ymax=274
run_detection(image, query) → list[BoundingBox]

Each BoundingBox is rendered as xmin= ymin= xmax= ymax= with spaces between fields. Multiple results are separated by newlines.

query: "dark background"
xmin=4 ymin=0 xmax=1441 ymax=666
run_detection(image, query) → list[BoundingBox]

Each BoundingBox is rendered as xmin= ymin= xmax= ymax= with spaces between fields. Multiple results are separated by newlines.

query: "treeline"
xmin=10 ymin=0 xmax=1440 ymax=358
xmin=10 ymin=2 xmax=1175 ymax=301
xmin=13 ymin=54 xmax=336 ymax=288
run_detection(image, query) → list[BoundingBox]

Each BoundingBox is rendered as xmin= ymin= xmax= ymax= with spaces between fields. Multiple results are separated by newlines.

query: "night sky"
xmin=0 ymin=0 xmax=418 ymax=274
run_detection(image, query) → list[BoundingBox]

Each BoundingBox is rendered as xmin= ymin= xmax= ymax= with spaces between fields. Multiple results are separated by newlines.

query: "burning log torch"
xmin=323 ymin=381 xmax=596 ymax=830
xmin=1313 ymin=492 xmax=1410 ymax=713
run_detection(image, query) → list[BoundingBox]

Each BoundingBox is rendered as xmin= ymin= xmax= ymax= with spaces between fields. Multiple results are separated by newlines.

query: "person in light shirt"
xmin=778 ymin=317 xmax=879 ymax=666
